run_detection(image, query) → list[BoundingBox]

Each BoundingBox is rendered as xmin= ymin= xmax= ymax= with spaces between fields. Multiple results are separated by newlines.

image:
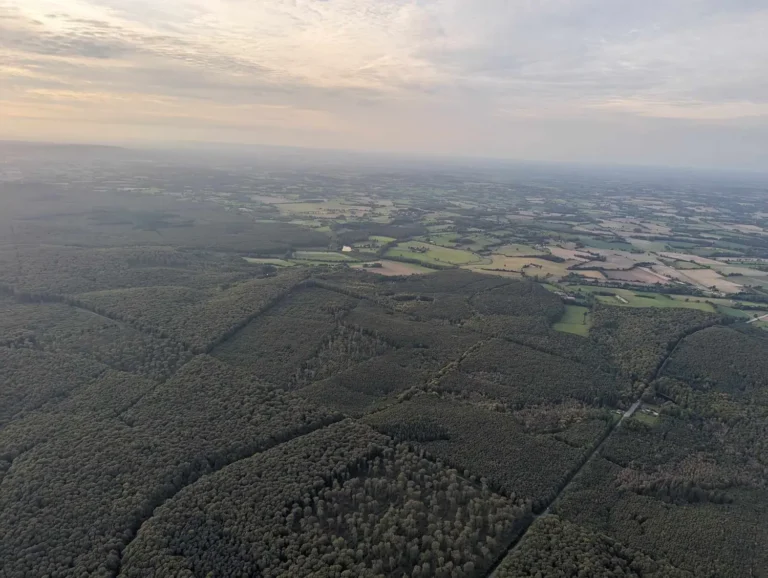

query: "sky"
xmin=1 ymin=0 xmax=767 ymax=169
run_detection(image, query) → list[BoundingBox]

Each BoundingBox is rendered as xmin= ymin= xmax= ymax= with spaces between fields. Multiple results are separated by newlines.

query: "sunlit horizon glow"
xmin=1 ymin=0 xmax=767 ymax=169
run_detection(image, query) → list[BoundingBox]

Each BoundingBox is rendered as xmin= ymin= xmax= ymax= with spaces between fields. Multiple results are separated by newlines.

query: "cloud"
xmin=0 ymin=0 xmax=767 ymax=168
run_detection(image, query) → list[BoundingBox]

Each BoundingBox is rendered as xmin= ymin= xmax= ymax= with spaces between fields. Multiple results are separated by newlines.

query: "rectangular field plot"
xmin=553 ymin=305 xmax=591 ymax=336
xmin=351 ymin=260 xmax=435 ymax=276
xmin=386 ymin=241 xmax=482 ymax=266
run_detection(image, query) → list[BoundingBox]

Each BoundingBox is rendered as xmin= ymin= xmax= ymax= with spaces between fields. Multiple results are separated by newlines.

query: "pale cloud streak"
xmin=1 ymin=0 xmax=767 ymax=168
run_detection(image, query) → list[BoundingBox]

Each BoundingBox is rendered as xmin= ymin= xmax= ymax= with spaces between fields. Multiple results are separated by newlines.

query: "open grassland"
xmin=243 ymin=258 xmax=296 ymax=267
xmin=635 ymin=294 xmax=768 ymax=320
xmin=713 ymin=263 xmax=768 ymax=277
xmin=351 ymin=260 xmax=435 ymax=276
xmin=569 ymin=286 xmax=718 ymax=312
xmin=603 ymin=267 xmax=669 ymax=284
xmin=632 ymin=410 xmax=661 ymax=426
xmin=667 ymin=294 xmax=765 ymax=309
xmin=422 ymin=232 xmax=500 ymax=252
xmin=276 ymin=200 xmax=375 ymax=219
xmin=553 ymin=304 xmax=591 ymax=336
xmin=475 ymin=255 xmax=575 ymax=279
xmin=569 ymin=236 xmax=636 ymax=251
xmin=716 ymin=306 xmax=768 ymax=320
xmin=627 ymin=237 xmax=670 ymax=252
xmin=575 ymin=270 xmax=606 ymax=280
xmin=589 ymin=249 xmax=650 ymax=270
xmin=293 ymin=251 xmax=357 ymax=262
xmin=369 ymin=235 xmax=397 ymax=243
xmin=670 ymin=268 xmax=744 ymax=293
xmin=548 ymin=246 xmax=593 ymax=261
xmin=737 ymin=276 xmax=768 ymax=289
xmin=458 ymin=233 xmax=500 ymax=251
xmin=386 ymin=241 xmax=481 ymax=266
xmin=671 ymin=259 xmax=707 ymax=269
xmin=420 ymin=232 xmax=459 ymax=246
xmin=351 ymin=236 xmax=398 ymax=253
xmin=599 ymin=291 xmax=715 ymax=311
xmin=496 ymin=243 xmax=548 ymax=256
xmin=659 ymin=252 xmax=722 ymax=266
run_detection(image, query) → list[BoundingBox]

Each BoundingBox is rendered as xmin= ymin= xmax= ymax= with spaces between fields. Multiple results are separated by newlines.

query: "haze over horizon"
xmin=2 ymin=0 xmax=767 ymax=170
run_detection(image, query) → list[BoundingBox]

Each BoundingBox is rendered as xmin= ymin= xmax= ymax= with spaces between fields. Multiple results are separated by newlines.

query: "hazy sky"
xmin=1 ymin=0 xmax=767 ymax=168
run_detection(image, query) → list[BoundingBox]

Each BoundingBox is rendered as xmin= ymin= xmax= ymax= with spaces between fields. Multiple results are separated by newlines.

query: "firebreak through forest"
xmin=1 ymin=242 xmax=766 ymax=578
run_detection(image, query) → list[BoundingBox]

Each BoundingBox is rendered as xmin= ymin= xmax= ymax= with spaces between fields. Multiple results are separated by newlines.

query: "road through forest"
xmin=485 ymin=321 xmax=718 ymax=577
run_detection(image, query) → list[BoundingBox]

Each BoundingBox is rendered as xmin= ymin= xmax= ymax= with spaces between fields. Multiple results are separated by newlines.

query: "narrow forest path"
xmin=483 ymin=321 xmax=719 ymax=577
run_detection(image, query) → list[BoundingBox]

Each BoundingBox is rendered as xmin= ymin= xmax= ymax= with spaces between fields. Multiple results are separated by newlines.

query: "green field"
xmin=569 ymin=286 xmax=717 ymax=312
xmin=243 ymin=258 xmax=295 ymax=267
xmin=422 ymin=232 xmax=459 ymax=245
xmin=553 ymin=305 xmax=591 ymax=336
xmin=351 ymin=260 xmax=435 ymax=276
xmin=632 ymin=411 xmax=661 ymax=426
xmin=426 ymin=224 xmax=456 ymax=232
xmin=570 ymin=236 xmax=636 ymax=251
xmin=495 ymin=243 xmax=547 ymax=257
xmin=386 ymin=241 xmax=480 ymax=266
xmin=717 ymin=306 xmax=768 ymax=320
xmin=628 ymin=238 xmax=670 ymax=252
xmin=596 ymin=292 xmax=715 ymax=311
xmin=369 ymin=235 xmax=397 ymax=243
xmin=293 ymin=251 xmax=356 ymax=262
xmin=421 ymin=232 xmax=498 ymax=252
xmin=671 ymin=260 xmax=707 ymax=270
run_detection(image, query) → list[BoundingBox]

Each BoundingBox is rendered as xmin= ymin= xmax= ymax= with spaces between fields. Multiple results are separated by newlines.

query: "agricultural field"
xmin=497 ymin=243 xmax=548 ymax=256
xmin=422 ymin=232 xmax=500 ymax=252
xmin=603 ymin=268 xmax=668 ymax=284
xmin=472 ymin=255 xmax=576 ymax=279
xmin=243 ymin=257 xmax=295 ymax=267
xmin=569 ymin=286 xmax=718 ymax=312
xmin=351 ymin=260 xmax=435 ymax=276
xmin=676 ymin=268 xmax=744 ymax=293
xmin=293 ymin=250 xmax=357 ymax=262
xmin=386 ymin=241 xmax=481 ymax=265
xmin=276 ymin=199 xmax=377 ymax=220
xmin=553 ymin=304 xmax=592 ymax=336
xmin=548 ymin=245 xmax=594 ymax=261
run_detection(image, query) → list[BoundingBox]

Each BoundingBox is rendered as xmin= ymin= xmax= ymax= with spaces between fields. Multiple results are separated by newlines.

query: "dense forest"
xmin=3 ymin=248 xmax=763 ymax=577
xmin=1 ymin=165 xmax=766 ymax=577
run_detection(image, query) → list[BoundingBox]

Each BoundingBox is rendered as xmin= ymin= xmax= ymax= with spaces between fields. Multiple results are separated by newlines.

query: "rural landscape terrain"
xmin=1 ymin=142 xmax=767 ymax=578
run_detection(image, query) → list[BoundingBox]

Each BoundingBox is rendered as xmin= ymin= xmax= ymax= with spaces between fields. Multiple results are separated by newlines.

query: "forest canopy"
xmin=1 ymin=147 xmax=766 ymax=578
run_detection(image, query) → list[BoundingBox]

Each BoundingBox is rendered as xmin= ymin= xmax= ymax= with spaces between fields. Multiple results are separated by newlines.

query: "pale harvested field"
xmin=599 ymin=219 xmax=644 ymax=233
xmin=604 ymin=268 xmax=666 ymax=284
xmin=659 ymin=252 xmax=721 ymax=266
xmin=714 ymin=222 xmax=767 ymax=235
xmin=549 ymin=246 xmax=593 ymax=261
xmin=679 ymin=269 xmax=743 ymax=294
xmin=716 ymin=257 xmax=768 ymax=264
xmin=575 ymin=270 xmax=605 ymax=280
xmin=713 ymin=265 xmax=768 ymax=278
xmin=650 ymin=264 xmax=686 ymax=284
xmin=736 ymin=276 xmax=768 ymax=289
